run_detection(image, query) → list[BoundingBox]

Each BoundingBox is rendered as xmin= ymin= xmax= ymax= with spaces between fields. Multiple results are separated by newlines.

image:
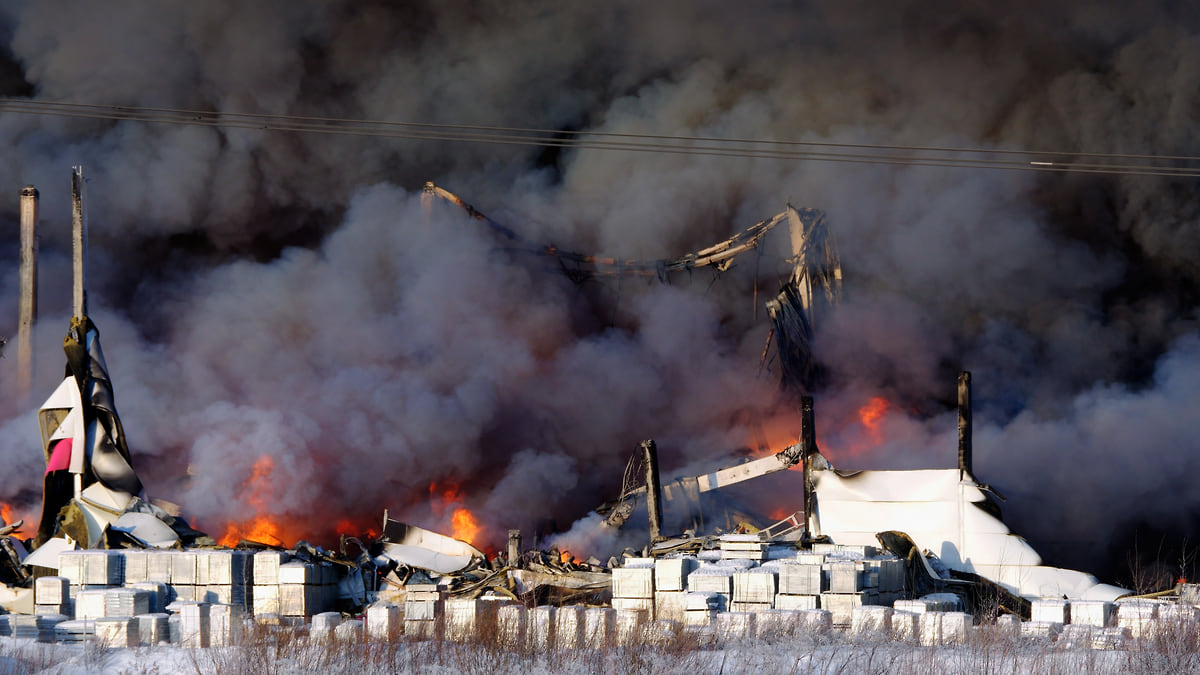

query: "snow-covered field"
xmin=2 ymin=621 xmax=1198 ymax=675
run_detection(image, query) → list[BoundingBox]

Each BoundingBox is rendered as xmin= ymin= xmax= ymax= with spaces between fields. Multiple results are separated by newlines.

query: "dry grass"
xmin=4 ymin=605 xmax=1200 ymax=674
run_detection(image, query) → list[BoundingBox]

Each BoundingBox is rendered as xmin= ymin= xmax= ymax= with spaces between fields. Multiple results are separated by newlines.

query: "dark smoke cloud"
xmin=0 ymin=1 xmax=1197 ymax=580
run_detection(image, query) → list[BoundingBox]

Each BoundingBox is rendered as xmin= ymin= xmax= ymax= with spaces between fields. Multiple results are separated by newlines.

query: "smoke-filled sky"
xmin=0 ymin=0 xmax=1198 ymax=582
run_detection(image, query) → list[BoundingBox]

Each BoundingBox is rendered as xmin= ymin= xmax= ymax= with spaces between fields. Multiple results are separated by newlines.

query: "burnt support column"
xmin=507 ymin=529 xmax=521 ymax=566
xmin=641 ymin=440 xmax=664 ymax=544
xmin=801 ymin=396 xmax=818 ymax=539
xmin=72 ymin=167 xmax=87 ymax=320
xmin=958 ymin=371 xmax=972 ymax=479
xmin=17 ymin=185 xmax=38 ymax=404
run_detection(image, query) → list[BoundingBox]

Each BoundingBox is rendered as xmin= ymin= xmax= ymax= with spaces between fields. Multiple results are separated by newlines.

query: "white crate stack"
xmin=136 ymin=613 xmax=170 ymax=645
xmin=34 ymin=576 xmax=71 ymax=616
xmin=208 ymin=603 xmax=245 ymax=646
xmin=614 ymin=607 xmax=648 ymax=645
xmin=891 ymin=610 xmax=920 ymax=642
xmin=755 ymin=609 xmax=803 ymax=638
xmin=94 ymin=616 xmax=137 ymax=647
xmin=731 ymin=568 xmax=777 ymax=612
xmin=334 ymin=619 xmax=363 ymax=642
xmin=714 ymin=611 xmax=756 ymax=642
xmin=1030 ymin=598 xmax=1070 ymax=625
xmin=555 ymin=604 xmax=586 ymax=649
xmin=686 ymin=564 xmax=735 ymax=611
xmin=366 ymin=603 xmax=402 ymax=641
xmin=496 ymin=604 xmax=528 ymax=649
xmin=584 ymin=607 xmax=616 ymax=648
xmin=105 ymin=588 xmax=152 ymax=618
xmin=278 ymin=561 xmax=322 ymax=619
xmin=719 ymin=534 xmax=769 ymax=562
xmin=74 ymin=589 xmax=109 ymax=620
xmin=10 ymin=613 xmax=67 ymax=642
xmin=528 ymin=605 xmax=556 ymax=650
xmin=53 ymin=619 xmax=95 ymax=644
xmin=653 ymin=589 xmax=687 ymax=623
xmin=684 ymin=591 xmax=722 ymax=627
xmin=310 ymin=611 xmax=343 ymax=642
xmin=199 ymin=550 xmax=253 ymax=609
xmin=177 ymin=601 xmax=210 ymax=648
xmin=1116 ymin=599 xmax=1162 ymax=638
xmin=653 ymin=556 xmax=697 ymax=623
xmin=445 ymin=598 xmax=497 ymax=643
xmin=612 ymin=561 xmax=656 ymax=619
xmin=170 ymin=551 xmax=200 ymax=601
xmin=403 ymin=584 xmax=446 ymax=639
xmin=252 ymin=550 xmax=289 ymax=616
xmin=771 ymin=559 xmax=823 ymax=610
xmin=851 ymin=605 xmax=893 ymax=637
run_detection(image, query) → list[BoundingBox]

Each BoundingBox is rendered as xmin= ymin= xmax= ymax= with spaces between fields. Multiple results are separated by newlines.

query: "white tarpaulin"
xmin=810 ymin=463 xmax=1129 ymax=601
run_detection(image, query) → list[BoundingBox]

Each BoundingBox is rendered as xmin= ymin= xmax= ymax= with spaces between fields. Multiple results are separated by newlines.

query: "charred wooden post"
xmin=507 ymin=529 xmax=521 ymax=566
xmin=71 ymin=167 xmax=87 ymax=319
xmin=641 ymin=440 xmax=664 ymax=543
xmin=17 ymin=185 xmax=38 ymax=404
xmin=958 ymin=371 xmax=972 ymax=479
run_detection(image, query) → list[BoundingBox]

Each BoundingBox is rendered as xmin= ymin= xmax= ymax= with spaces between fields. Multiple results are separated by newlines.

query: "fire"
xmin=1 ymin=502 xmax=32 ymax=532
xmin=450 ymin=507 xmax=480 ymax=544
xmin=560 ymin=550 xmax=573 ymax=564
xmin=216 ymin=455 xmax=290 ymax=548
xmin=219 ymin=515 xmax=283 ymax=548
xmin=428 ymin=481 xmax=485 ymax=547
xmin=858 ymin=396 xmax=891 ymax=441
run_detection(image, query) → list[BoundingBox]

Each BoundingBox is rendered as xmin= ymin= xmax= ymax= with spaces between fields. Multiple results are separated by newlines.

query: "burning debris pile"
xmin=2 ymin=175 xmax=1190 ymax=651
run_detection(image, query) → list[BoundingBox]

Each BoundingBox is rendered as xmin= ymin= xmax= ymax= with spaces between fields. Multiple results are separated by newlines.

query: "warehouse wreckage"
xmin=0 ymin=178 xmax=1129 ymax=625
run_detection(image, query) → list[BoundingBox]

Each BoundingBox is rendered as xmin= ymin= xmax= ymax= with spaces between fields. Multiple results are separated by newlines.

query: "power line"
xmin=3 ymin=98 xmax=1200 ymax=178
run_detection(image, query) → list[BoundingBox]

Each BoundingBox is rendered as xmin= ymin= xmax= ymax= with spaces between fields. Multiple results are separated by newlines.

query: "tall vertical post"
xmin=641 ymin=440 xmax=664 ymax=545
xmin=507 ymin=529 xmax=521 ymax=567
xmin=958 ymin=371 xmax=972 ymax=479
xmin=800 ymin=396 xmax=819 ymax=539
xmin=72 ymin=166 xmax=87 ymax=320
xmin=17 ymin=185 xmax=38 ymax=404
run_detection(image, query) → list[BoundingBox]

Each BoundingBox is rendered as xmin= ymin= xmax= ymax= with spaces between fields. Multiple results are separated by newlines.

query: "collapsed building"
xmin=2 ymin=175 xmax=1192 ymax=650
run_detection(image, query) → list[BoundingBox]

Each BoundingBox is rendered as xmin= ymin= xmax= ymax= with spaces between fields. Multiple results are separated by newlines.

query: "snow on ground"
xmin=1 ymin=630 xmax=1195 ymax=675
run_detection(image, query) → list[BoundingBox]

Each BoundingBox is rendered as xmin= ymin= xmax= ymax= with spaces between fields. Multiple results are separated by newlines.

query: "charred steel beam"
xmin=958 ymin=371 xmax=972 ymax=478
xmin=641 ymin=440 xmax=664 ymax=543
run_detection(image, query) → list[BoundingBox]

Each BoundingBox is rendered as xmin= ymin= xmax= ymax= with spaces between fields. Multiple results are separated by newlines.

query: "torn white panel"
xmin=111 ymin=512 xmax=179 ymax=548
xmin=21 ymin=536 xmax=74 ymax=569
xmin=379 ymin=517 xmax=484 ymax=575
xmin=809 ymin=462 xmax=1129 ymax=601
xmin=38 ymin=376 xmax=85 ymax=473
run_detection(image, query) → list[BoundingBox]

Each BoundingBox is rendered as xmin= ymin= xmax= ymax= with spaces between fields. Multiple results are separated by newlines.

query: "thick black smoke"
xmin=0 ymin=1 xmax=1197 ymax=583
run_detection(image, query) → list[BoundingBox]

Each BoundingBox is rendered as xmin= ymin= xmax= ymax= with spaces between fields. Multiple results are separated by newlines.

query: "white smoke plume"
xmin=0 ymin=1 xmax=1196 ymax=582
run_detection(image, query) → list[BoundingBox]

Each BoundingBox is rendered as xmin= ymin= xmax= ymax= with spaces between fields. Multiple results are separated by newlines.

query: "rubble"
xmin=1 ymin=179 xmax=1179 ymax=655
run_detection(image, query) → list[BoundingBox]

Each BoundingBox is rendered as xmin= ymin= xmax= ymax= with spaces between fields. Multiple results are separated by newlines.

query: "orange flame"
xmin=216 ymin=456 xmax=289 ymax=548
xmin=560 ymin=550 xmax=573 ymax=564
xmin=450 ymin=507 xmax=480 ymax=544
xmin=427 ymin=481 xmax=486 ymax=547
xmin=858 ymin=396 xmax=890 ymax=439
xmin=0 ymin=502 xmax=32 ymax=532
